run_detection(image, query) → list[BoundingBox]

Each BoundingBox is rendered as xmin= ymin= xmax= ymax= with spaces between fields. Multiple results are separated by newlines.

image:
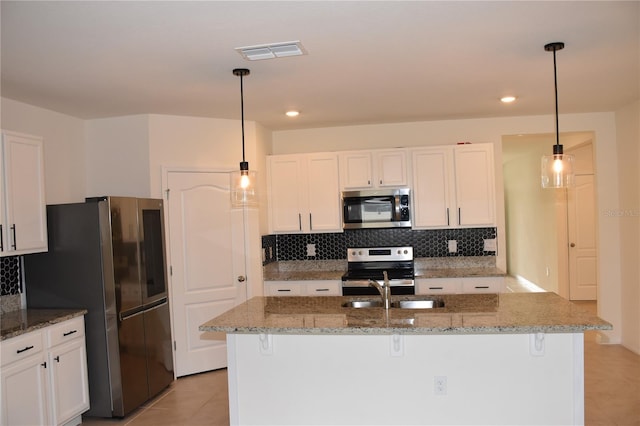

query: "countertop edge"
xmin=200 ymin=324 xmax=613 ymax=336
xmin=1 ymin=309 xmax=88 ymax=341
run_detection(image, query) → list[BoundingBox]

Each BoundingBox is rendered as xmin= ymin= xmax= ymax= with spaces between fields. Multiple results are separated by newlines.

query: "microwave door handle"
xmin=394 ymin=195 xmax=401 ymax=221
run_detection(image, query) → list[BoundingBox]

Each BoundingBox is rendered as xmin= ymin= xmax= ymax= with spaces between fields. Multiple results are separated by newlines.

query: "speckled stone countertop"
xmin=0 ymin=309 xmax=87 ymax=341
xmin=200 ymin=293 xmax=612 ymax=335
xmin=263 ymin=257 xmax=505 ymax=281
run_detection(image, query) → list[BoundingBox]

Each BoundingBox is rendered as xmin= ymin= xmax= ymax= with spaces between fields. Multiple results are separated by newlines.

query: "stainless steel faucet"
xmin=369 ymin=271 xmax=391 ymax=309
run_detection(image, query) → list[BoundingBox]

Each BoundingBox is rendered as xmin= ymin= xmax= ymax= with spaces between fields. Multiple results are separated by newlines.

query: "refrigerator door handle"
xmin=119 ymin=306 xmax=146 ymax=322
xmin=142 ymin=297 xmax=168 ymax=312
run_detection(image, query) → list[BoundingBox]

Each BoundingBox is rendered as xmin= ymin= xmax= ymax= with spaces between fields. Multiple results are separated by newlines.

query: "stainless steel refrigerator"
xmin=24 ymin=196 xmax=174 ymax=418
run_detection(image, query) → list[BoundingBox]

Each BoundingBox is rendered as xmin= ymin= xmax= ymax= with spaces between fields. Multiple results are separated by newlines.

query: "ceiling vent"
xmin=235 ymin=41 xmax=306 ymax=61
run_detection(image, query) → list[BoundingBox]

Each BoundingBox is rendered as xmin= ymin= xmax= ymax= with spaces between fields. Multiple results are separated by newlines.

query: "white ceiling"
xmin=1 ymin=1 xmax=638 ymax=131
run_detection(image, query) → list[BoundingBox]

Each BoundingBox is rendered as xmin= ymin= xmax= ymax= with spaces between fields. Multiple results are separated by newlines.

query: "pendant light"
xmin=230 ymin=68 xmax=258 ymax=208
xmin=541 ymin=42 xmax=575 ymax=188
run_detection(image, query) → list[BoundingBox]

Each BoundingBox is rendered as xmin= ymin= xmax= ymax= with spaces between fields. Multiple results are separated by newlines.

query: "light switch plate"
xmin=447 ymin=240 xmax=457 ymax=253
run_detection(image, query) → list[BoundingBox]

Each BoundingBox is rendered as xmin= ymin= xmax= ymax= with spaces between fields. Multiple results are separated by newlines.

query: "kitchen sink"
xmin=391 ymin=299 xmax=444 ymax=309
xmin=341 ymin=300 xmax=383 ymax=308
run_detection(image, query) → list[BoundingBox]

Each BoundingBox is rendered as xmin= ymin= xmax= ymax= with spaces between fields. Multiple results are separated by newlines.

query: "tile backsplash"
xmin=1 ymin=256 xmax=22 ymax=295
xmin=262 ymin=227 xmax=497 ymax=264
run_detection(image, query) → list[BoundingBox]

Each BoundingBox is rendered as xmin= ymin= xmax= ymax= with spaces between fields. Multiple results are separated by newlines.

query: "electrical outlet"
xmin=306 ymin=243 xmax=316 ymax=257
xmin=262 ymin=248 xmax=266 ymax=262
xmin=434 ymin=376 xmax=447 ymax=395
xmin=447 ymin=240 xmax=457 ymax=253
xmin=483 ymin=238 xmax=497 ymax=251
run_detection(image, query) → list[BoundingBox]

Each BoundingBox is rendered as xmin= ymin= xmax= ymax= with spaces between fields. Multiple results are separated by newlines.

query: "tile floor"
xmin=82 ymin=285 xmax=640 ymax=426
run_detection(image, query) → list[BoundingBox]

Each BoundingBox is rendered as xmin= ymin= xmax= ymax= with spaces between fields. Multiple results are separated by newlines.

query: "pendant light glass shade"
xmin=230 ymin=68 xmax=259 ymax=209
xmin=541 ymin=145 xmax=575 ymax=188
xmin=231 ymin=164 xmax=258 ymax=208
xmin=541 ymin=42 xmax=575 ymax=189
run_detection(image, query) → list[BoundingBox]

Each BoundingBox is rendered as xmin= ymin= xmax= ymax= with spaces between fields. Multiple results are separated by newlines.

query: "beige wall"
xmin=615 ymin=100 xmax=640 ymax=354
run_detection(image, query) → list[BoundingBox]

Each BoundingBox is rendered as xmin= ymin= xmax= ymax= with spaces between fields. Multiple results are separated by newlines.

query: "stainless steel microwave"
xmin=342 ymin=188 xmax=411 ymax=229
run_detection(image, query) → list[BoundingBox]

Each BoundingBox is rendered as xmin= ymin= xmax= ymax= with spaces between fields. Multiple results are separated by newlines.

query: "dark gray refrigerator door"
xmin=115 ymin=310 xmax=149 ymax=417
xmin=108 ymin=197 xmax=143 ymax=314
xmin=144 ymin=300 xmax=174 ymax=398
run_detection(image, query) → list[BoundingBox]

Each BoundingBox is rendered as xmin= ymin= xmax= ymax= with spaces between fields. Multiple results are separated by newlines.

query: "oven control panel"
xmin=347 ymin=246 xmax=413 ymax=262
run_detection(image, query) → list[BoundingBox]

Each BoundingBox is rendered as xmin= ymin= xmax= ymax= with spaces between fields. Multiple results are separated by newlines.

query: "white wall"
xmin=1 ymin=97 xmax=85 ymax=204
xmin=615 ymin=100 xmax=640 ymax=354
xmin=85 ymin=115 xmax=151 ymax=198
xmin=272 ymin=112 xmax=623 ymax=344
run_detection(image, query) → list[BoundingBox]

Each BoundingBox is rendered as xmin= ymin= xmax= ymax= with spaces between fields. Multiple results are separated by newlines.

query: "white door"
xmin=568 ymin=174 xmax=598 ymax=300
xmin=166 ymin=171 xmax=247 ymax=377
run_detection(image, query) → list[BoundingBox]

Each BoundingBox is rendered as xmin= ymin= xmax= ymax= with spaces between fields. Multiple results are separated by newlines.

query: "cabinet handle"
xmin=63 ymin=330 xmax=78 ymax=337
xmin=17 ymin=345 xmax=34 ymax=354
xmin=368 ymin=180 xmax=371 ymax=185
xmin=0 ymin=224 xmax=3 ymax=251
xmin=315 ymin=288 xmax=329 ymax=292
xmin=475 ymin=286 xmax=490 ymax=289
xmin=379 ymin=179 xmax=382 ymax=185
xmin=41 ymin=362 xmax=47 ymax=368
xmin=309 ymin=213 xmax=313 ymax=231
xmin=277 ymin=289 xmax=291 ymax=292
xmin=54 ymin=356 xmax=60 ymax=363
xmin=458 ymin=208 xmax=461 ymax=225
xmin=298 ymin=214 xmax=302 ymax=231
xmin=10 ymin=224 xmax=17 ymax=250
xmin=429 ymin=287 xmax=444 ymax=290
xmin=446 ymin=208 xmax=450 ymax=226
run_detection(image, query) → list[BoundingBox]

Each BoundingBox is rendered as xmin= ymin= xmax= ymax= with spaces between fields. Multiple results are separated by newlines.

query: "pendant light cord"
xmin=553 ymin=48 xmax=560 ymax=148
xmin=240 ymin=72 xmax=246 ymax=163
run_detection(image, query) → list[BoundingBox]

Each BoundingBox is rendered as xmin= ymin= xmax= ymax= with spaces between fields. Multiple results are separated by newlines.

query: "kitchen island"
xmin=201 ymin=293 xmax=611 ymax=425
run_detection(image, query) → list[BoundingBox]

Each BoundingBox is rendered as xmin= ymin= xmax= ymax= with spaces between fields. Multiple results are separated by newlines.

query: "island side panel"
xmin=226 ymin=333 xmax=584 ymax=425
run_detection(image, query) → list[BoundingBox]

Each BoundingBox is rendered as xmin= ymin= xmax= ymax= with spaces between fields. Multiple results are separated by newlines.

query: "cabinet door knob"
xmin=570 ymin=243 xmax=576 ymax=247
xmin=237 ymin=276 xmax=246 ymax=282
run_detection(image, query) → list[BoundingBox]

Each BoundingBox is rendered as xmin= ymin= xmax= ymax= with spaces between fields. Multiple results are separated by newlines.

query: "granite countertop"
xmin=262 ymin=257 xmax=506 ymax=281
xmin=200 ymin=293 xmax=612 ymax=336
xmin=0 ymin=309 xmax=88 ymax=341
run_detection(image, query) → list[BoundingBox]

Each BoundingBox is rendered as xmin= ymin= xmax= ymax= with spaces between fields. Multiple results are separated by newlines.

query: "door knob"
xmin=237 ymin=276 xmax=246 ymax=282
xmin=570 ymin=243 xmax=576 ymax=247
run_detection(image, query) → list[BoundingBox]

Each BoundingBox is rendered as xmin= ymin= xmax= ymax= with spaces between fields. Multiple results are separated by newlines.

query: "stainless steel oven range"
xmin=341 ymin=246 xmax=415 ymax=295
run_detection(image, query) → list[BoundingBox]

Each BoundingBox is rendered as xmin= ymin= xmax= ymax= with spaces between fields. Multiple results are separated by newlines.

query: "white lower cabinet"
xmin=265 ymin=280 xmax=341 ymax=296
xmin=0 ymin=316 xmax=89 ymax=426
xmin=416 ymin=278 xmax=460 ymax=295
xmin=416 ymin=277 xmax=505 ymax=295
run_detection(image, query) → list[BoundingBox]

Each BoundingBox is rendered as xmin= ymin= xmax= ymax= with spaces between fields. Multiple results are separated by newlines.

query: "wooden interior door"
xmin=165 ymin=170 xmax=247 ymax=376
xmin=567 ymin=174 xmax=598 ymax=300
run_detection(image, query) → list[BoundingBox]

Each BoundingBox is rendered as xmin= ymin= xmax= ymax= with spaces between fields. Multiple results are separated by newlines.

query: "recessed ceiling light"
xmin=286 ymin=110 xmax=300 ymax=117
xmin=501 ymin=96 xmax=517 ymax=103
xmin=236 ymin=41 xmax=306 ymax=61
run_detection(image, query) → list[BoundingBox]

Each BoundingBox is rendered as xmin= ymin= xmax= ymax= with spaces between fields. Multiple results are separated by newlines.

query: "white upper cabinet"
xmin=412 ymin=147 xmax=455 ymax=228
xmin=454 ymin=144 xmax=495 ymax=227
xmin=339 ymin=151 xmax=373 ymax=189
xmin=339 ymin=149 xmax=408 ymax=190
xmin=0 ymin=131 xmax=48 ymax=256
xmin=412 ymin=143 xmax=495 ymax=228
xmin=268 ymin=153 xmax=341 ymax=234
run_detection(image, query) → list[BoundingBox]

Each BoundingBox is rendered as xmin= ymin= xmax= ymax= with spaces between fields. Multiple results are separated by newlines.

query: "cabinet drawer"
xmin=306 ymin=281 xmax=341 ymax=296
xmin=461 ymin=277 xmax=504 ymax=293
xmin=416 ymin=278 xmax=460 ymax=295
xmin=265 ymin=282 xmax=304 ymax=296
xmin=1 ymin=331 xmax=44 ymax=367
xmin=46 ymin=316 xmax=85 ymax=348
